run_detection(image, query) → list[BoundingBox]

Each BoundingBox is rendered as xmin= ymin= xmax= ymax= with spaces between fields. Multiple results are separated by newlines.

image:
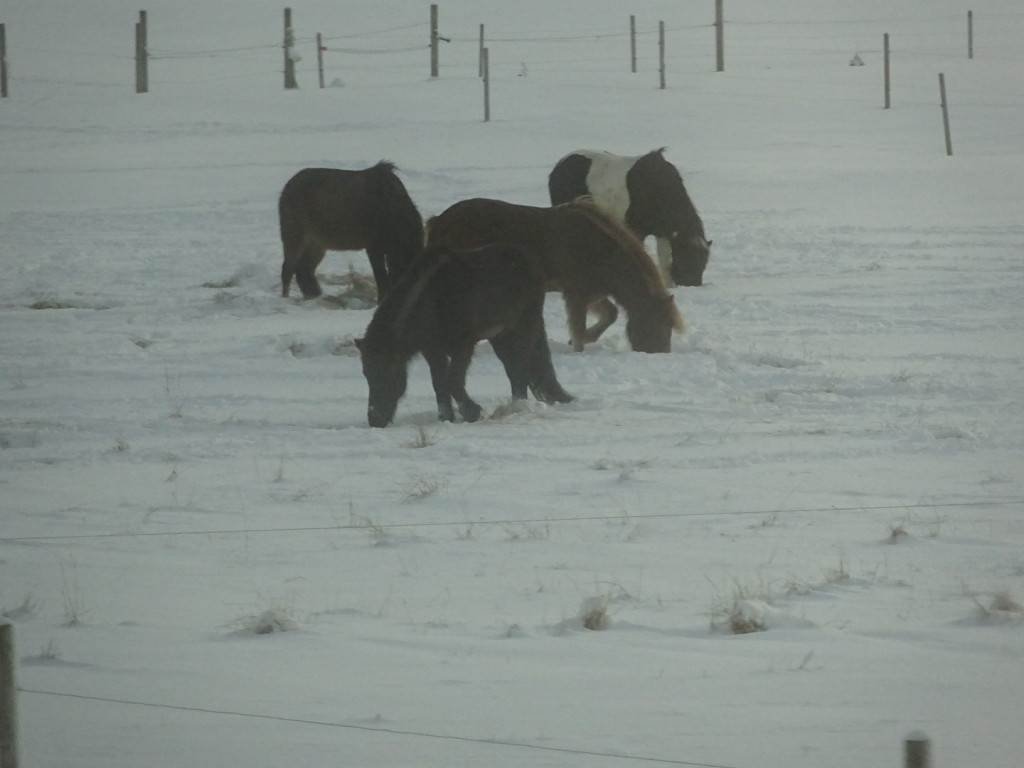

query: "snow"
xmin=1 ymin=1 xmax=1023 ymax=767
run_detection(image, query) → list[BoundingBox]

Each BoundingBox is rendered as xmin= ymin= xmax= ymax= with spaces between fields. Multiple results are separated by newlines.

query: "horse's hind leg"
xmin=294 ymin=245 xmax=326 ymax=299
xmin=563 ymin=293 xmax=590 ymax=352
xmin=489 ymin=333 xmax=531 ymax=401
xmin=583 ymin=298 xmax=618 ymax=344
xmin=365 ymin=246 xmax=391 ymax=301
xmin=446 ymin=343 xmax=483 ymax=423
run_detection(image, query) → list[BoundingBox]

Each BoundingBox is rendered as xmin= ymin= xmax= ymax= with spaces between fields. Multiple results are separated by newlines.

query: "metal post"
xmin=883 ymin=33 xmax=891 ymax=108
xmin=967 ymin=10 xmax=974 ymax=59
xmin=629 ymin=15 xmax=637 ymax=73
xmin=658 ymin=21 xmax=666 ymax=89
xmin=482 ymin=47 xmax=490 ymax=122
xmin=316 ymin=33 xmax=325 ymax=88
xmin=1 ymin=24 xmax=9 ymax=98
xmin=715 ymin=0 xmax=724 ymax=72
xmin=939 ymin=73 xmax=953 ymax=156
xmin=135 ymin=11 xmax=148 ymax=94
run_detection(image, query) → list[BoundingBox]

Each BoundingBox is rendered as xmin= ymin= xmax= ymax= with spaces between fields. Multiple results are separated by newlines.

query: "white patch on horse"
xmin=579 ymin=150 xmax=641 ymax=223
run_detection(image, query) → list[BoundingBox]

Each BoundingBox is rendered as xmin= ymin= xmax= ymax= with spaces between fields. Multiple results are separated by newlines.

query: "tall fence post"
xmin=658 ymin=21 xmax=666 ymax=89
xmin=715 ymin=0 xmax=724 ymax=72
xmin=883 ymin=33 xmax=890 ymax=108
xmin=283 ymin=8 xmax=298 ymax=89
xmin=629 ymin=15 xmax=637 ymax=73
xmin=482 ymin=47 xmax=490 ymax=122
xmin=478 ymin=24 xmax=485 ymax=78
xmin=938 ymin=72 xmax=953 ymax=156
xmin=1 ymin=24 xmax=9 ymax=98
xmin=967 ymin=10 xmax=974 ymax=59
xmin=430 ymin=4 xmax=439 ymax=77
xmin=904 ymin=732 xmax=931 ymax=768
xmin=316 ymin=33 xmax=325 ymax=88
xmin=0 ymin=620 xmax=19 ymax=768
xmin=135 ymin=10 xmax=148 ymax=94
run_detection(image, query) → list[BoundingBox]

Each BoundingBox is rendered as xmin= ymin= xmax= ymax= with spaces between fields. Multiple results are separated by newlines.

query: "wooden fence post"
xmin=0 ymin=620 xmax=19 ymax=768
xmin=316 ymin=33 xmax=325 ymax=88
xmin=883 ymin=33 xmax=890 ymax=108
xmin=715 ymin=0 xmax=724 ymax=72
xmin=629 ymin=15 xmax=637 ymax=73
xmin=658 ymin=21 xmax=666 ymax=89
xmin=939 ymin=73 xmax=953 ymax=156
xmin=904 ymin=732 xmax=931 ymax=768
xmin=135 ymin=10 xmax=148 ymax=94
xmin=482 ymin=47 xmax=490 ymax=122
xmin=430 ymin=4 xmax=439 ymax=77
xmin=1 ymin=24 xmax=9 ymax=98
xmin=283 ymin=8 xmax=298 ymax=89
xmin=967 ymin=10 xmax=974 ymax=59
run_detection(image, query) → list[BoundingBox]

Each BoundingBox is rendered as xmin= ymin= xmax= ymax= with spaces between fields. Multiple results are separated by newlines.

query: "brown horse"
xmin=426 ymin=198 xmax=682 ymax=352
xmin=278 ymin=161 xmax=423 ymax=300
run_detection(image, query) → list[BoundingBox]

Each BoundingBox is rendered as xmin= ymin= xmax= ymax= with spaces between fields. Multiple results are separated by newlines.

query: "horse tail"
xmin=366 ymin=161 xmax=424 ymax=278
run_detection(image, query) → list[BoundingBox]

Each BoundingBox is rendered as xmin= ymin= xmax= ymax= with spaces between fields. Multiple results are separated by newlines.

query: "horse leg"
xmin=527 ymin=328 xmax=574 ymax=404
xmin=583 ymin=298 xmax=619 ymax=344
xmin=447 ymin=343 xmax=483 ymax=423
xmin=655 ymin=237 xmax=674 ymax=288
xmin=366 ymin=246 xmax=391 ymax=301
xmin=489 ymin=333 xmax=531 ymax=401
xmin=422 ymin=348 xmax=456 ymax=422
xmin=563 ymin=292 xmax=590 ymax=353
xmin=294 ymin=245 xmax=326 ymax=299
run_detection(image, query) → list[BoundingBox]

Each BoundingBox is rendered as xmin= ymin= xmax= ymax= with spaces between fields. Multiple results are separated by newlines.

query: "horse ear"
xmin=707 ymin=239 xmax=713 ymax=247
xmin=354 ymin=337 xmax=365 ymax=352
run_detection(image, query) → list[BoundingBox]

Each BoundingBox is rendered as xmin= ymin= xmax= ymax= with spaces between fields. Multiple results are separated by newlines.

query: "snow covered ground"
xmin=1 ymin=1 xmax=1023 ymax=766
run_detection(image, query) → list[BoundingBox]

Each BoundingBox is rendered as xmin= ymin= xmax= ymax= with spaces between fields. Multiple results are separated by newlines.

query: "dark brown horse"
xmin=356 ymin=243 xmax=573 ymax=427
xmin=278 ymin=161 xmax=423 ymax=300
xmin=426 ymin=198 xmax=683 ymax=353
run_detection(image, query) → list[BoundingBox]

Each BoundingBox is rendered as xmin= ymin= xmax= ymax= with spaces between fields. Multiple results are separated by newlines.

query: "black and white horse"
xmin=548 ymin=148 xmax=711 ymax=287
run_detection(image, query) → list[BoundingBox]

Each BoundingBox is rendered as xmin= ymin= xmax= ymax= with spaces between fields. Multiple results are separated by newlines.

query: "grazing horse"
xmin=426 ymin=197 xmax=682 ymax=353
xmin=548 ymin=148 xmax=711 ymax=287
xmin=356 ymin=243 xmax=573 ymax=427
xmin=278 ymin=161 xmax=423 ymax=300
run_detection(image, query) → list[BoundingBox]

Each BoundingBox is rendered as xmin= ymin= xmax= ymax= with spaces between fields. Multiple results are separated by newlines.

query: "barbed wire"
xmin=3 ymin=499 xmax=1021 ymax=544
xmin=18 ymin=687 xmax=745 ymax=768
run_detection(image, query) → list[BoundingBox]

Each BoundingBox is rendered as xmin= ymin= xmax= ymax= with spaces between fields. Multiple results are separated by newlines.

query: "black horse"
xmin=548 ymin=148 xmax=711 ymax=287
xmin=279 ymin=161 xmax=423 ymax=300
xmin=356 ymin=243 xmax=573 ymax=427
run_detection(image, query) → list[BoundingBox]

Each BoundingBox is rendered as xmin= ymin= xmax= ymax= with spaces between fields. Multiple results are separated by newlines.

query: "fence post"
xmin=482 ymin=47 xmax=490 ymax=122
xmin=478 ymin=24 xmax=484 ymax=77
xmin=629 ymin=15 xmax=637 ymax=73
xmin=0 ymin=620 xmax=19 ymax=768
xmin=938 ymin=72 xmax=953 ymax=156
xmin=283 ymin=8 xmax=298 ymax=89
xmin=135 ymin=10 xmax=148 ymax=94
xmin=430 ymin=4 xmax=439 ymax=77
xmin=967 ymin=10 xmax=973 ymax=59
xmin=904 ymin=732 xmax=931 ymax=768
xmin=658 ymin=21 xmax=666 ymax=89
xmin=715 ymin=0 xmax=724 ymax=72
xmin=316 ymin=33 xmax=325 ymax=88
xmin=1 ymin=24 xmax=8 ymax=98
xmin=883 ymin=33 xmax=890 ymax=108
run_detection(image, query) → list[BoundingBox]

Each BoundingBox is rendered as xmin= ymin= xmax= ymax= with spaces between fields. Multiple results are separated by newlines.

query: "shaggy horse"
xmin=548 ymin=148 xmax=711 ymax=287
xmin=278 ymin=161 xmax=423 ymax=300
xmin=356 ymin=243 xmax=573 ymax=428
xmin=426 ymin=197 xmax=682 ymax=353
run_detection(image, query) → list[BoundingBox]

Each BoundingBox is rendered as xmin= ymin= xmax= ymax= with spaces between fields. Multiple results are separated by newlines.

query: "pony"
xmin=278 ymin=161 xmax=423 ymax=300
xmin=426 ymin=197 xmax=682 ymax=353
xmin=548 ymin=148 xmax=711 ymax=287
xmin=356 ymin=243 xmax=573 ymax=428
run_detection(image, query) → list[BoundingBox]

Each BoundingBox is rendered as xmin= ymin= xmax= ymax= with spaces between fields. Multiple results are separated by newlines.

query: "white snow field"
xmin=1 ymin=1 xmax=1023 ymax=767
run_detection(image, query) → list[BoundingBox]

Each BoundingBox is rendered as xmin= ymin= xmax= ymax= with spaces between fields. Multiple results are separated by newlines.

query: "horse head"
xmin=356 ymin=337 xmax=408 ymax=427
xmin=668 ymin=233 xmax=711 ymax=287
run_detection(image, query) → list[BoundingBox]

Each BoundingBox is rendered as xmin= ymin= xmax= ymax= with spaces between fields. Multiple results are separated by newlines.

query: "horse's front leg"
xmin=563 ymin=292 xmax=589 ymax=353
xmin=583 ymin=297 xmax=618 ymax=344
xmin=447 ymin=343 xmax=482 ymax=423
xmin=422 ymin=349 xmax=456 ymax=422
xmin=655 ymin=237 xmax=675 ymax=289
